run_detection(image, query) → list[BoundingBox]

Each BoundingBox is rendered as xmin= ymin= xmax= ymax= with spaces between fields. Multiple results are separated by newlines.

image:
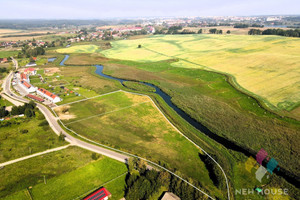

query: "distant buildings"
xmin=24 ymin=68 xmax=37 ymax=76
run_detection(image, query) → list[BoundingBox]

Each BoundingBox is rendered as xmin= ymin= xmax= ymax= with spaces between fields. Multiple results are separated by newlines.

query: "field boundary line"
xmin=52 ymin=108 xmax=216 ymax=200
xmin=0 ymin=145 xmax=71 ymax=167
xmin=72 ymin=172 xmax=128 ymax=200
xmin=121 ymin=90 xmax=231 ymax=200
xmin=65 ymin=101 xmax=151 ymax=125
xmin=56 ymin=90 xmax=122 ymax=107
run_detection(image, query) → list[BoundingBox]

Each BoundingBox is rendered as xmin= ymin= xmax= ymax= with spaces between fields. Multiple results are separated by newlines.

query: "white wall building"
xmin=37 ymin=88 xmax=61 ymax=103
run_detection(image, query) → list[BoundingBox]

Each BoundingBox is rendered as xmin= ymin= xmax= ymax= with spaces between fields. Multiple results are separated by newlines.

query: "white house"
xmin=24 ymin=68 xmax=37 ymax=75
xmin=37 ymin=88 xmax=61 ymax=103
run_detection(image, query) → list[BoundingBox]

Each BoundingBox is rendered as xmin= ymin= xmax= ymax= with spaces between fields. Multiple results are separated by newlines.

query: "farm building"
xmin=24 ymin=68 xmax=37 ymax=75
xmin=25 ymin=62 xmax=37 ymax=67
xmin=37 ymin=88 xmax=61 ymax=103
xmin=26 ymin=94 xmax=45 ymax=102
xmin=19 ymin=80 xmax=36 ymax=93
xmin=161 ymin=192 xmax=181 ymax=200
xmin=83 ymin=187 xmax=111 ymax=200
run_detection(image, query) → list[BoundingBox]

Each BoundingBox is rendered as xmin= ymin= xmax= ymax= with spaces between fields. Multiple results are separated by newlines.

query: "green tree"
xmin=227 ymin=30 xmax=231 ymax=34
xmin=198 ymin=29 xmax=203 ymax=34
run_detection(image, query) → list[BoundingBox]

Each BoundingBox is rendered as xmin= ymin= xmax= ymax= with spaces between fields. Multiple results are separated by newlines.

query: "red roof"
xmin=20 ymin=73 xmax=27 ymax=80
xmin=38 ymin=88 xmax=57 ymax=99
xmin=83 ymin=187 xmax=111 ymax=200
xmin=26 ymin=94 xmax=44 ymax=102
xmin=25 ymin=68 xmax=35 ymax=72
xmin=21 ymin=80 xmax=31 ymax=89
xmin=32 ymin=57 xmax=37 ymax=61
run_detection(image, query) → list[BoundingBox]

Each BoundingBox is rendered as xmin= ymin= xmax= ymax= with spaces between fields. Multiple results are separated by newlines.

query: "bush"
xmin=38 ymin=120 xmax=49 ymax=126
xmin=20 ymin=129 xmax=28 ymax=134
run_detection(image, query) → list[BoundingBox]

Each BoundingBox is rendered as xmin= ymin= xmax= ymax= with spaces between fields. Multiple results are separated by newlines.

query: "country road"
xmin=1 ymin=59 xmax=129 ymax=163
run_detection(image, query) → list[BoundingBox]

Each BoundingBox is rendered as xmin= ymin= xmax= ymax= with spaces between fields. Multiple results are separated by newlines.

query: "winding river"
xmin=60 ymin=55 xmax=299 ymax=187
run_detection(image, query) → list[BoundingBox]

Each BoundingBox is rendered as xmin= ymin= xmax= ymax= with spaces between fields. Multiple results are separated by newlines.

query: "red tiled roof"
xmin=38 ymin=88 xmax=57 ymax=99
xmin=83 ymin=188 xmax=111 ymax=200
xmin=22 ymin=81 xmax=31 ymax=89
xmin=26 ymin=94 xmax=44 ymax=102
xmin=25 ymin=68 xmax=35 ymax=72
xmin=20 ymin=73 xmax=27 ymax=80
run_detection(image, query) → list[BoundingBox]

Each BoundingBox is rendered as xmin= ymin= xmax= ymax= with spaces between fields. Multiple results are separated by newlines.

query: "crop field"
xmin=1 ymin=146 xmax=128 ymax=200
xmin=53 ymin=90 xmax=223 ymax=197
xmin=56 ymin=44 xmax=101 ymax=54
xmin=101 ymin=34 xmax=300 ymax=111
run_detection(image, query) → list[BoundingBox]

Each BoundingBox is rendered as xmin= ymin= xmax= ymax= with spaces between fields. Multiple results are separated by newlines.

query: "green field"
xmin=0 ymin=115 xmax=67 ymax=163
xmin=56 ymin=44 xmax=101 ymax=54
xmin=101 ymin=34 xmax=300 ymax=111
xmin=54 ymin=90 xmax=224 ymax=198
xmin=0 ymin=50 xmax=18 ymax=58
xmin=1 ymin=146 xmax=128 ymax=200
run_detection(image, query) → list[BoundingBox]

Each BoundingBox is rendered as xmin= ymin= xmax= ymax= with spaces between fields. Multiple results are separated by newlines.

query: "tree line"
xmin=124 ymin=158 xmax=211 ymax=200
xmin=0 ymin=100 xmax=36 ymax=118
xmin=248 ymin=28 xmax=300 ymax=37
xmin=234 ymin=23 xmax=264 ymax=28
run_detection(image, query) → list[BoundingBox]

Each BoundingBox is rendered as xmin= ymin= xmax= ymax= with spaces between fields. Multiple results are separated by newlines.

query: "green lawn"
xmin=0 ymin=115 xmax=67 ymax=163
xmin=1 ymin=146 xmax=127 ymax=200
xmin=0 ymin=96 xmax=13 ymax=107
xmin=54 ymin=91 xmax=223 ymax=198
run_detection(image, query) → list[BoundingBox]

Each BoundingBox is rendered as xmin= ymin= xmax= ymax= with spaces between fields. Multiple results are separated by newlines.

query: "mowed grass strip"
xmin=56 ymin=45 xmax=101 ymax=54
xmin=62 ymin=91 xmax=221 ymax=195
xmin=101 ymin=34 xmax=300 ymax=110
xmin=1 ymin=146 xmax=127 ymax=200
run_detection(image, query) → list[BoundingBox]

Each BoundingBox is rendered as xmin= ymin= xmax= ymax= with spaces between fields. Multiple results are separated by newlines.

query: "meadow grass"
xmin=101 ymin=34 xmax=300 ymax=111
xmin=0 ymin=50 xmax=18 ymax=58
xmin=0 ymin=146 xmax=92 ymax=198
xmin=0 ymin=115 xmax=67 ymax=163
xmin=0 ymin=96 xmax=13 ymax=107
xmin=1 ymin=146 xmax=127 ymax=200
xmin=56 ymin=44 xmax=101 ymax=54
xmin=55 ymin=91 xmax=223 ymax=198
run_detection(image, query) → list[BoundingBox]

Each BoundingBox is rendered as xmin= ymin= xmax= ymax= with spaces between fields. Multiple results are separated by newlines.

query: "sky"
xmin=0 ymin=0 xmax=299 ymax=19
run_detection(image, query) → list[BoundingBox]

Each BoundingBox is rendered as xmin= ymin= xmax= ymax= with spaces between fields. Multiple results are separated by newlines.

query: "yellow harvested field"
xmin=101 ymin=34 xmax=300 ymax=110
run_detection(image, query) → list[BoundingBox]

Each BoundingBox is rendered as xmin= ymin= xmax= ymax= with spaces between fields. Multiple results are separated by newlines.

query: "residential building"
xmin=20 ymin=80 xmax=36 ymax=93
xmin=24 ymin=68 xmax=37 ymax=75
xmin=161 ymin=192 xmax=181 ymax=200
xmin=37 ymin=88 xmax=61 ymax=103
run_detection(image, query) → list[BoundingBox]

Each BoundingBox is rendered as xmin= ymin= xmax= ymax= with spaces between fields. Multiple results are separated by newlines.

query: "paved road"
xmin=1 ymin=60 xmax=129 ymax=163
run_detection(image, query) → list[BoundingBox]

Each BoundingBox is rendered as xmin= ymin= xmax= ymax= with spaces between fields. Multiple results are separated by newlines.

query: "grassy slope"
xmin=0 ymin=115 xmax=67 ymax=163
xmin=100 ymin=34 xmax=300 ymax=111
xmin=1 ymin=146 xmax=127 ymax=200
xmin=56 ymin=91 xmax=223 ymax=198
xmin=46 ymin=52 xmax=299 ymax=199
xmin=56 ymin=44 xmax=101 ymax=54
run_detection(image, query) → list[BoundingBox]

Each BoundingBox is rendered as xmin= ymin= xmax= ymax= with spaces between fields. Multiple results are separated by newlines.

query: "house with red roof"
xmin=0 ymin=58 xmax=8 ymax=63
xmin=24 ymin=68 xmax=37 ymax=75
xmin=20 ymin=73 xmax=30 ymax=83
xmin=83 ymin=187 xmax=111 ymax=200
xmin=37 ymin=88 xmax=61 ymax=103
xmin=20 ymin=80 xmax=36 ymax=93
